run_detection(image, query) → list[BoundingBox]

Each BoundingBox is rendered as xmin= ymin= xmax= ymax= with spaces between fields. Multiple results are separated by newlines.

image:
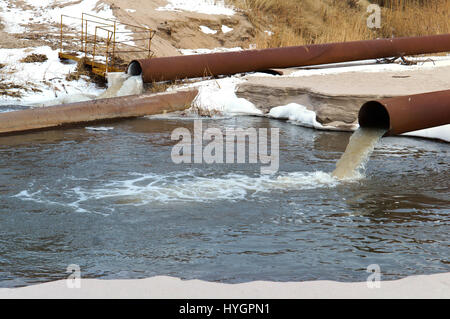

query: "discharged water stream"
xmin=332 ymin=127 xmax=386 ymax=180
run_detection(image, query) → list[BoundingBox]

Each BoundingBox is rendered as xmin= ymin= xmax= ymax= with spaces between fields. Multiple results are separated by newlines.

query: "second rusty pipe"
xmin=0 ymin=90 xmax=198 ymax=135
xmin=128 ymin=34 xmax=450 ymax=82
xmin=358 ymin=89 xmax=450 ymax=136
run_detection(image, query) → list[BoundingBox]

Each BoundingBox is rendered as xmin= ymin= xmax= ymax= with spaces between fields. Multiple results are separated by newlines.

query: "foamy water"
xmin=332 ymin=127 xmax=386 ymax=180
xmin=97 ymin=72 xmax=143 ymax=99
xmin=15 ymin=171 xmax=338 ymax=212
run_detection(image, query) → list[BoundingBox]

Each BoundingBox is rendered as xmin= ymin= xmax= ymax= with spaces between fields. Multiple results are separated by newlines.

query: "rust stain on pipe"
xmin=358 ymin=89 xmax=450 ymax=135
xmin=0 ymin=90 xmax=198 ymax=135
xmin=128 ymin=34 xmax=450 ymax=82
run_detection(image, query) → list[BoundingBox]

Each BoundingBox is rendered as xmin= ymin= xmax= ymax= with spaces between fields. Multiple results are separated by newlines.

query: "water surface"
xmin=0 ymin=116 xmax=448 ymax=287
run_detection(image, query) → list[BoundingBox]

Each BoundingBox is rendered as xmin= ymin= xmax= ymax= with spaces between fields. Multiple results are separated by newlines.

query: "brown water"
xmin=333 ymin=127 xmax=386 ymax=180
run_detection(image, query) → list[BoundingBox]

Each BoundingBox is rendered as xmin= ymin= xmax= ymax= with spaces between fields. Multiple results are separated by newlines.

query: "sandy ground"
xmin=1 ymin=272 xmax=449 ymax=299
xmin=103 ymin=0 xmax=254 ymax=57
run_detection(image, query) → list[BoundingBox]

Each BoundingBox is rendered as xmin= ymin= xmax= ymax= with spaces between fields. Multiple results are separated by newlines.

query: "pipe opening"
xmin=358 ymin=101 xmax=390 ymax=131
xmin=128 ymin=61 xmax=142 ymax=76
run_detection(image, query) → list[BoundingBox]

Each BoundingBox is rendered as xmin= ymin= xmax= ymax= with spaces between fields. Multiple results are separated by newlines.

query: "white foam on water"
xmin=78 ymin=170 xmax=338 ymax=205
xmin=14 ymin=188 xmax=110 ymax=216
xmin=97 ymin=72 xmax=144 ymax=99
xmin=13 ymin=171 xmax=339 ymax=214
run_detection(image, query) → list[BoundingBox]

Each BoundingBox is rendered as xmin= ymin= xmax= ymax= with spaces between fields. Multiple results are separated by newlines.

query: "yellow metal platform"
xmin=58 ymin=13 xmax=156 ymax=78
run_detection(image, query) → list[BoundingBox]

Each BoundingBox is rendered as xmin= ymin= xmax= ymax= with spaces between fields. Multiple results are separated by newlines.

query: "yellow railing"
xmin=59 ymin=13 xmax=156 ymax=76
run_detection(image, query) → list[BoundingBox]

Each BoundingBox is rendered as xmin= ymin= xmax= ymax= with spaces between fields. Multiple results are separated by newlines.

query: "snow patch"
xmin=188 ymin=78 xmax=262 ymax=116
xmin=199 ymin=25 xmax=217 ymax=34
xmin=179 ymin=47 xmax=242 ymax=55
xmin=289 ymin=56 xmax=450 ymax=77
xmin=85 ymin=126 xmax=114 ymax=131
xmin=402 ymin=125 xmax=450 ymax=143
xmin=0 ymin=46 xmax=103 ymax=106
xmin=156 ymin=0 xmax=235 ymax=16
xmin=221 ymin=25 xmax=233 ymax=33
xmin=268 ymin=103 xmax=325 ymax=129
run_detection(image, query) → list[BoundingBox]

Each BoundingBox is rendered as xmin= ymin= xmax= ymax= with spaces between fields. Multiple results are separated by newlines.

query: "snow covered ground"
xmin=156 ymin=0 xmax=235 ymax=16
xmin=289 ymin=56 xmax=450 ymax=77
xmin=179 ymin=47 xmax=243 ymax=55
xmin=0 ymin=46 xmax=104 ymax=106
xmin=0 ymin=0 xmax=132 ymax=41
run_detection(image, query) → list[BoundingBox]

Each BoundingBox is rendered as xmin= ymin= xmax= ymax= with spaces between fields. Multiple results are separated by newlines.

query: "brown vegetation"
xmin=229 ymin=0 xmax=450 ymax=48
xmin=20 ymin=53 xmax=48 ymax=63
xmin=0 ymin=81 xmax=42 ymax=98
xmin=65 ymin=58 xmax=105 ymax=85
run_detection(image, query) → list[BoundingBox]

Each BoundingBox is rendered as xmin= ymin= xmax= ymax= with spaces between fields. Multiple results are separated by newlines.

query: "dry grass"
xmin=229 ymin=0 xmax=450 ymax=48
xmin=65 ymin=57 xmax=105 ymax=85
xmin=0 ymin=80 xmax=42 ymax=98
xmin=19 ymin=53 xmax=48 ymax=63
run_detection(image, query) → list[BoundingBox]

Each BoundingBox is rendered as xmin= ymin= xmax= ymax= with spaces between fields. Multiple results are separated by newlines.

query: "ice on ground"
xmin=0 ymin=46 xmax=104 ymax=106
xmin=289 ymin=56 xmax=450 ymax=77
xmin=0 ymin=0 xmax=133 ymax=42
xmin=402 ymin=125 xmax=450 ymax=143
xmin=199 ymin=25 xmax=217 ymax=34
xmin=179 ymin=77 xmax=262 ymax=116
xmin=179 ymin=47 xmax=242 ymax=55
xmin=222 ymin=25 xmax=233 ymax=33
xmin=85 ymin=126 xmax=114 ymax=131
xmin=156 ymin=0 xmax=235 ymax=16
xmin=268 ymin=103 xmax=325 ymax=130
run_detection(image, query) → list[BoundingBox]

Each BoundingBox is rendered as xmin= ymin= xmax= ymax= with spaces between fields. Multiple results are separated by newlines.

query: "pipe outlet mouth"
xmin=128 ymin=60 xmax=142 ymax=76
xmin=358 ymin=101 xmax=390 ymax=132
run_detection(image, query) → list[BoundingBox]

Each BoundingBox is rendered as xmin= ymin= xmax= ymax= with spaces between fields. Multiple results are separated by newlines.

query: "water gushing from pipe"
xmin=332 ymin=127 xmax=386 ymax=180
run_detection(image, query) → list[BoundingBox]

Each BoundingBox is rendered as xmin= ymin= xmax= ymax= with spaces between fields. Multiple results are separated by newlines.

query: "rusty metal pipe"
xmin=128 ymin=34 xmax=450 ymax=82
xmin=358 ymin=89 xmax=450 ymax=136
xmin=0 ymin=90 xmax=198 ymax=135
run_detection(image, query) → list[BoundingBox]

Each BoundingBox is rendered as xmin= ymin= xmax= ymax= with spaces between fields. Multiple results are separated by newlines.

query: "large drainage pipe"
xmin=0 ymin=90 xmax=198 ymax=135
xmin=358 ymin=89 xmax=450 ymax=135
xmin=128 ymin=34 xmax=450 ymax=82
